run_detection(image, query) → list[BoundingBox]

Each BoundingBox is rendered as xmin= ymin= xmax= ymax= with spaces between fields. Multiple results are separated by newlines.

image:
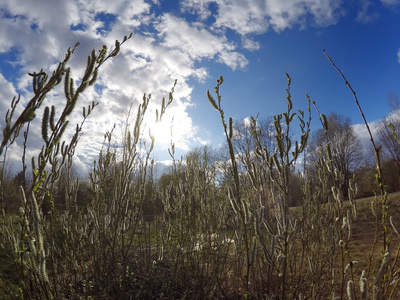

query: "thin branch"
xmin=323 ymin=49 xmax=388 ymax=254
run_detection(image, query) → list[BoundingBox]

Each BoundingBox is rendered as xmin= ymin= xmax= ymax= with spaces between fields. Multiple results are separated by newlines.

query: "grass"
xmin=349 ymin=192 xmax=400 ymax=268
xmin=290 ymin=192 xmax=400 ymax=269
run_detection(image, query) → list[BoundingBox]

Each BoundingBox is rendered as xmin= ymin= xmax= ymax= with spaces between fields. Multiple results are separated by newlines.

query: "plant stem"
xmin=323 ymin=50 xmax=388 ymax=253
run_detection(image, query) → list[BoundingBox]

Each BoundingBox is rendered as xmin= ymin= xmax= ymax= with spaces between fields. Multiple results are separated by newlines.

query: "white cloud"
xmin=0 ymin=73 xmax=18 ymax=109
xmin=155 ymin=13 xmax=247 ymax=70
xmin=242 ymin=117 xmax=252 ymax=127
xmin=217 ymin=51 xmax=248 ymax=70
xmin=397 ymin=49 xmax=400 ymax=63
xmin=180 ymin=0 xmax=214 ymax=20
xmin=380 ymin=0 xmax=400 ymax=6
xmin=183 ymin=0 xmax=343 ymax=34
xmin=214 ymin=0 xmax=270 ymax=35
xmin=356 ymin=0 xmax=379 ymax=23
xmin=242 ymin=37 xmax=260 ymax=51
xmin=192 ymin=136 xmax=210 ymax=146
xmin=266 ymin=0 xmax=343 ymax=31
xmin=351 ymin=121 xmax=379 ymax=153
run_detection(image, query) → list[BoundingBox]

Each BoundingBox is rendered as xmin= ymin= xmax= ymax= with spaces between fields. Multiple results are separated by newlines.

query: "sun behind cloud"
xmin=144 ymin=104 xmax=196 ymax=158
xmin=150 ymin=118 xmax=173 ymax=146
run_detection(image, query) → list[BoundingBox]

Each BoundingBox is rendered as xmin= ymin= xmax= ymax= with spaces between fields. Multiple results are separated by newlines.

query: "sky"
xmin=0 ymin=0 xmax=399 ymax=176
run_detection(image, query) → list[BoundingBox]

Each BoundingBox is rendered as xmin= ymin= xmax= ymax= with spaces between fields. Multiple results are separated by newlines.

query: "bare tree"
xmin=377 ymin=95 xmax=400 ymax=190
xmin=231 ymin=117 xmax=275 ymax=206
xmin=377 ymin=108 xmax=400 ymax=169
xmin=309 ymin=112 xmax=364 ymax=200
xmin=388 ymin=92 xmax=400 ymax=111
xmin=231 ymin=117 xmax=274 ymax=169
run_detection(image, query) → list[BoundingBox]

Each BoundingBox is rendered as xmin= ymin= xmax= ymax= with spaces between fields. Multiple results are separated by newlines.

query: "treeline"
xmin=2 ymin=107 xmax=400 ymax=213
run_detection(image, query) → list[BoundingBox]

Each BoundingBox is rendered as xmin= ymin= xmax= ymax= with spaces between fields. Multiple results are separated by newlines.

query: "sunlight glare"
xmin=150 ymin=118 xmax=173 ymax=146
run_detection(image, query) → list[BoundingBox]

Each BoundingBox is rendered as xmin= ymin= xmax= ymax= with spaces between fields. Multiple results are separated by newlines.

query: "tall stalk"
xmin=251 ymin=73 xmax=311 ymax=299
xmin=207 ymin=76 xmax=253 ymax=294
xmin=323 ymin=50 xmax=389 ymax=298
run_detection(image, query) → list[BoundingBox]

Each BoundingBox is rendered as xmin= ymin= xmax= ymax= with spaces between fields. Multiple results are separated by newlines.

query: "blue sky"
xmin=0 ymin=0 xmax=399 ymax=175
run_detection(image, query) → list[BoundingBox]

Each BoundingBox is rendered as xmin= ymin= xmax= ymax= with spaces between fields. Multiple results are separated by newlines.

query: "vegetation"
xmin=1 ymin=40 xmax=400 ymax=299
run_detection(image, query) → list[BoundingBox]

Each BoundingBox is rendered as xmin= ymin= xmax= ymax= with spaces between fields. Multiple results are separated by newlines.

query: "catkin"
xmin=373 ymin=252 xmax=391 ymax=286
xmin=390 ymin=216 xmax=400 ymax=236
xmin=360 ymin=270 xmax=368 ymax=300
xmin=347 ymin=280 xmax=355 ymax=300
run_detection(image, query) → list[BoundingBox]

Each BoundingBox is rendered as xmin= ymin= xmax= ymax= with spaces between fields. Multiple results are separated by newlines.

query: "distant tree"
xmin=231 ymin=117 xmax=275 ymax=206
xmin=232 ymin=117 xmax=275 ymax=168
xmin=309 ymin=112 xmax=364 ymax=200
xmin=388 ymin=92 xmax=400 ymax=111
xmin=205 ymin=144 xmax=233 ymax=188
xmin=375 ymin=94 xmax=400 ymax=193
xmin=354 ymin=166 xmax=378 ymax=198
xmin=159 ymin=146 xmax=231 ymax=233
xmin=381 ymin=159 xmax=400 ymax=192
xmin=12 ymin=170 xmax=25 ymax=189
xmin=157 ymin=167 xmax=185 ymax=192
xmin=377 ymin=110 xmax=400 ymax=169
xmin=288 ymin=172 xmax=305 ymax=207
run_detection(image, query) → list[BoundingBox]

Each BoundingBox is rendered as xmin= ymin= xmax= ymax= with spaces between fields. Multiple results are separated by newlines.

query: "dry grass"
xmin=347 ymin=192 xmax=400 ymax=273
